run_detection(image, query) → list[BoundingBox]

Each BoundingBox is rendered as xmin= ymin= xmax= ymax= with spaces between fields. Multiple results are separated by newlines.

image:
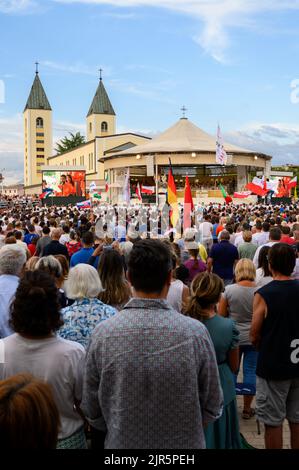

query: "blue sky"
xmin=1 ymin=0 xmax=299 ymax=183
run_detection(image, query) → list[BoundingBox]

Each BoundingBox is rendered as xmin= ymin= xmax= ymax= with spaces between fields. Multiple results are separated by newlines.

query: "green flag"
xmin=93 ymin=193 xmax=102 ymax=200
xmin=219 ymin=184 xmax=227 ymax=198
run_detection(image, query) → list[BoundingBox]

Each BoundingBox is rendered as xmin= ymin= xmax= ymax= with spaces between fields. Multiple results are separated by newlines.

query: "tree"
xmin=55 ymin=132 xmax=85 ymax=155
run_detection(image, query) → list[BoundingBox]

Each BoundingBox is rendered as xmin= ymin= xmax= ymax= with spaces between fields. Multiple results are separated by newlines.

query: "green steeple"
xmin=24 ymin=73 xmax=52 ymax=112
xmin=87 ymin=79 xmax=115 ymax=117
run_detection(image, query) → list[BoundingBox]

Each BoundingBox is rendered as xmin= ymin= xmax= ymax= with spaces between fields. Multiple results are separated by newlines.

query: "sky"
xmin=1 ymin=0 xmax=299 ymax=184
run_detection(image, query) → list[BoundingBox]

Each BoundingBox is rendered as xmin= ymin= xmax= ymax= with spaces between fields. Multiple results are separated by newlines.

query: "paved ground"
xmin=237 ymin=396 xmax=291 ymax=449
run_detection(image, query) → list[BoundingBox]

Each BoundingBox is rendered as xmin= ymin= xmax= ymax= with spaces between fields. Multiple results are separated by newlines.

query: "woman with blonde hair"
xmin=25 ymin=256 xmax=39 ymax=271
xmin=218 ymin=258 xmax=258 ymax=419
xmin=186 ymin=272 xmax=241 ymax=448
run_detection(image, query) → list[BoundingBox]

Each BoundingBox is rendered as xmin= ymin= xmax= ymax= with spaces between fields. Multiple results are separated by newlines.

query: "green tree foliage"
xmin=55 ymin=132 xmax=85 ymax=155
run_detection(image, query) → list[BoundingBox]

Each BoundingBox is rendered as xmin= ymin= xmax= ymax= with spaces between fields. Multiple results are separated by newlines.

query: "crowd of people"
xmin=0 ymin=197 xmax=298 ymax=449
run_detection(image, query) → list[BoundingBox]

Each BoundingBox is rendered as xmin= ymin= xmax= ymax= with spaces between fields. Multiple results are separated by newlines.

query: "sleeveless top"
xmin=203 ymin=316 xmax=239 ymax=406
xmin=256 ymin=280 xmax=299 ymax=380
xmin=167 ymin=279 xmax=184 ymax=313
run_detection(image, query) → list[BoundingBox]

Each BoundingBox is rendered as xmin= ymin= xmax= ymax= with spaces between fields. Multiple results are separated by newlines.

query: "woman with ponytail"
xmin=186 ymin=272 xmax=242 ymax=449
xmin=184 ymin=241 xmax=207 ymax=285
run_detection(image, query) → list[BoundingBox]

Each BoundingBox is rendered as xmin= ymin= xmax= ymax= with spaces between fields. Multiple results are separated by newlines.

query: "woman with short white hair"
xmin=59 ymin=264 xmax=116 ymax=348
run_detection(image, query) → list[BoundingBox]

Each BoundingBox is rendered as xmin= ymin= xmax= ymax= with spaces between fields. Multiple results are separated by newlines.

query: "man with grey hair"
xmin=43 ymin=228 xmax=69 ymax=258
xmin=207 ymin=230 xmax=239 ymax=286
xmin=0 ymin=245 xmax=26 ymax=338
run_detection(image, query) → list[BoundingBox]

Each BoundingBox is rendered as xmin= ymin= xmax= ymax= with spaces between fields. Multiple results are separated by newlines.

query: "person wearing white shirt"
xmin=255 ymin=245 xmax=273 ymax=288
xmin=199 ymin=215 xmax=213 ymax=252
xmin=252 ymin=227 xmax=282 ymax=268
xmin=0 ymin=245 xmax=26 ymax=338
xmin=59 ymin=225 xmax=71 ymax=246
xmin=0 ymin=270 xmax=86 ymax=448
xmin=252 ymin=221 xmax=270 ymax=246
xmin=15 ymin=231 xmax=30 ymax=253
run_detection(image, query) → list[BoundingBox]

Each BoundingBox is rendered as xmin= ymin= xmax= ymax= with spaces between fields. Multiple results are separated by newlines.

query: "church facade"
xmin=23 ymin=71 xmax=150 ymax=195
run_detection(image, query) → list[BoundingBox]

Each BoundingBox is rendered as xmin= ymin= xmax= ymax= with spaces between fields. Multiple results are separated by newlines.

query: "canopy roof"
xmin=108 ymin=118 xmax=270 ymax=158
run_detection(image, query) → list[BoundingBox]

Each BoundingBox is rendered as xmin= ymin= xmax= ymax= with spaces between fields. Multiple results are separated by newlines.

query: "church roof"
xmin=24 ymin=74 xmax=52 ymax=111
xmin=108 ymin=117 xmax=270 ymax=158
xmin=87 ymin=79 xmax=115 ymax=117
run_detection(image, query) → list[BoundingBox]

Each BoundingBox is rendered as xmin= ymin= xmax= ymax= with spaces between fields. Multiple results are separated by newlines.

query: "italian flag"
xmin=105 ymin=173 xmax=109 ymax=192
xmin=219 ymin=184 xmax=233 ymax=204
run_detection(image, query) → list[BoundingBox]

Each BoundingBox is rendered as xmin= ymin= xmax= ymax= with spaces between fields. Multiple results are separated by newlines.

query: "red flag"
xmin=288 ymin=176 xmax=297 ymax=189
xmin=183 ymin=176 xmax=193 ymax=230
xmin=184 ymin=175 xmax=194 ymax=211
xmin=245 ymin=182 xmax=268 ymax=197
xmin=135 ymin=183 xmax=142 ymax=202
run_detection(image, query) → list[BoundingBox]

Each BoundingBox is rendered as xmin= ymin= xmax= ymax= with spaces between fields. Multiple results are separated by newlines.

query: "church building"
xmin=23 ymin=69 xmax=150 ymax=195
xmin=23 ymin=68 xmax=272 ymax=203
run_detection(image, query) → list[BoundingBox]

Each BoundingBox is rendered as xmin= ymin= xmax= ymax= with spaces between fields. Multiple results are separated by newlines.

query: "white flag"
xmin=216 ymin=125 xmax=228 ymax=165
xmin=123 ymin=168 xmax=130 ymax=204
xmin=89 ymin=181 xmax=97 ymax=192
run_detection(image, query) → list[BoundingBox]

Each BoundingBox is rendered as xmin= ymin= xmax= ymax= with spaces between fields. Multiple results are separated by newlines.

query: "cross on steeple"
xmin=181 ymin=105 xmax=187 ymax=118
xmin=35 ymin=62 xmax=39 ymax=75
xmin=99 ymin=68 xmax=103 ymax=81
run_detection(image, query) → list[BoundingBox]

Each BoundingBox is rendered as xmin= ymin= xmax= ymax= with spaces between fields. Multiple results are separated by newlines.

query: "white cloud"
xmin=53 ymin=0 xmax=299 ymax=63
xmin=225 ymin=122 xmax=299 ymax=165
xmin=41 ymin=61 xmax=112 ymax=77
xmin=0 ymin=0 xmax=36 ymax=13
xmin=102 ymin=11 xmax=136 ymax=19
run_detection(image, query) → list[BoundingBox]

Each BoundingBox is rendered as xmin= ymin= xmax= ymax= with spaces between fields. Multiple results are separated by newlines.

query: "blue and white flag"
xmin=216 ymin=124 xmax=227 ymax=165
xmin=89 ymin=181 xmax=97 ymax=193
xmin=76 ymin=199 xmax=91 ymax=209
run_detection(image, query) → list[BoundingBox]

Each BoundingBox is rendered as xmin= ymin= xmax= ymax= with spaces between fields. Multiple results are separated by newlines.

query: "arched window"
xmin=89 ymin=122 xmax=92 ymax=133
xmin=101 ymin=121 xmax=108 ymax=133
xmin=36 ymin=117 xmax=44 ymax=128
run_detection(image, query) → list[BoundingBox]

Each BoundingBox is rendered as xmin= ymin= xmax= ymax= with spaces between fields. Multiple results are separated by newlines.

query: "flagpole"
xmin=155 ymin=156 xmax=158 ymax=206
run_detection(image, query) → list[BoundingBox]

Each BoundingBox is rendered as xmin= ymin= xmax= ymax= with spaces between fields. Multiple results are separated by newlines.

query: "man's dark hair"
xmin=14 ymin=231 xmax=22 ymax=240
xmin=28 ymin=224 xmax=35 ymax=233
xmin=268 ymin=243 xmax=296 ymax=277
xmin=42 ymin=226 xmax=50 ymax=235
xmin=82 ymin=231 xmax=94 ymax=246
xmin=62 ymin=225 xmax=70 ymax=234
xmin=255 ymin=221 xmax=262 ymax=230
xmin=10 ymin=271 xmax=63 ymax=336
xmin=262 ymin=221 xmax=270 ymax=232
xmin=269 ymin=227 xmax=282 ymax=241
xmin=128 ymin=239 xmax=172 ymax=294
xmin=281 ymin=226 xmax=290 ymax=235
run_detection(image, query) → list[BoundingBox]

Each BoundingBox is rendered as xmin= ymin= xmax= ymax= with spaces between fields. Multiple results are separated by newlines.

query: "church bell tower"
xmin=24 ymin=64 xmax=53 ymax=189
